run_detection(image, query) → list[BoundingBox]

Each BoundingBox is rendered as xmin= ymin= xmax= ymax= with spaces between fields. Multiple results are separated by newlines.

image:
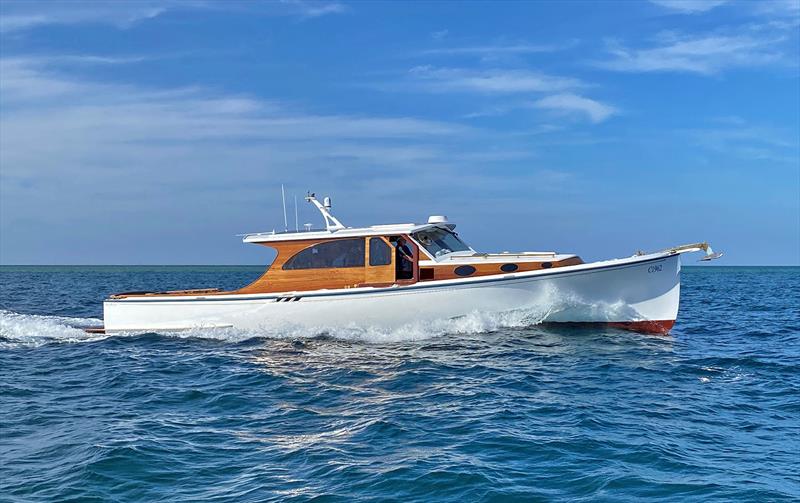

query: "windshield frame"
xmin=411 ymin=226 xmax=473 ymax=259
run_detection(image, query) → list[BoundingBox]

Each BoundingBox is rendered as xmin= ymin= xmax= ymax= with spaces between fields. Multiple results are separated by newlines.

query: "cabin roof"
xmin=242 ymin=222 xmax=452 ymax=244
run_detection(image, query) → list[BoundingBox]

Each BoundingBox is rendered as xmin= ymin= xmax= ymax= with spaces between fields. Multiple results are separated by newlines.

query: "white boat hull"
xmin=103 ymin=252 xmax=682 ymax=335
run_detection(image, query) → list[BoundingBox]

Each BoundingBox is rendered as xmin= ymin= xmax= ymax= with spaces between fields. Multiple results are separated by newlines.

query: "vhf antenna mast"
xmin=294 ymin=195 xmax=298 ymax=232
xmin=281 ymin=184 xmax=288 ymax=232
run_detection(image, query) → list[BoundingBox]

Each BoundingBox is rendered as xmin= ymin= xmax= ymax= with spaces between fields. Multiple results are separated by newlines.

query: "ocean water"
xmin=1 ymin=266 xmax=798 ymax=502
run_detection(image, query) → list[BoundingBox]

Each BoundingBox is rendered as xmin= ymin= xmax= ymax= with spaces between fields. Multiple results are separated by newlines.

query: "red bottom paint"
xmin=544 ymin=320 xmax=676 ymax=335
xmin=608 ymin=320 xmax=675 ymax=334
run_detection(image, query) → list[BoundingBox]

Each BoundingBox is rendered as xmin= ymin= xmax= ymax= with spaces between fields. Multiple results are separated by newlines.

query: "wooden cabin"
xmin=109 ymin=196 xmax=582 ymax=299
xmin=110 ymin=220 xmax=582 ymax=299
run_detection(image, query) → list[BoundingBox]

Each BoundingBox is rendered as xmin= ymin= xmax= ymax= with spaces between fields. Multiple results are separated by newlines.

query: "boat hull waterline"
xmin=103 ymin=252 xmax=682 ymax=335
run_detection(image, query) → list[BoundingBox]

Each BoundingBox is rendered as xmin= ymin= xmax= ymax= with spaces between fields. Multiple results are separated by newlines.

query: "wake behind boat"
xmin=98 ymin=193 xmax=722 ymax=335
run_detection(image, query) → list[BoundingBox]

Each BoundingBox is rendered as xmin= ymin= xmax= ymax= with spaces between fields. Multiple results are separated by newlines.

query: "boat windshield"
xmin=412 ymin=228 xmax=471 ymax=258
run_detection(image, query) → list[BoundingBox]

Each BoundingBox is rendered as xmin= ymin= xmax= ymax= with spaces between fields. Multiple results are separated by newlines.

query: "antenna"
xmin=294 ymin=195 xmax=298 ymax=232
xmin=305 ymin=192 xmax=345 ymax=231
xmin=281 ymin=184 xmax=288 ymax=232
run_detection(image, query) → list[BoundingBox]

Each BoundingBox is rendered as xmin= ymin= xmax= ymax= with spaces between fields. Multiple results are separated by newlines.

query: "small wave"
xmin=0 ymin=309 xmax=105 ymax=348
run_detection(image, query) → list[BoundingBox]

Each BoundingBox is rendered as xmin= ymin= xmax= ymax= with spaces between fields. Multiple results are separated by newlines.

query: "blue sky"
xmin=1 ymin=0 xmax=798 ymax=265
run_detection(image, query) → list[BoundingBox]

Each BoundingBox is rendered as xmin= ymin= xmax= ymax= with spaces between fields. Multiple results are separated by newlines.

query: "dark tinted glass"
xmin=283 ymin=239 xmax=365 ymax=270
xmin=412 ymin=228 xmax=470 ymax=258
xmin=541 ymin=262 xmax=552 ymax=269
xmin=500 ymin=263 xmax=518 ymax=272
xmin=454 ymin=265 xmax=476 ymax=276
xmin=369 ymin=238 xmax=392 ymax=266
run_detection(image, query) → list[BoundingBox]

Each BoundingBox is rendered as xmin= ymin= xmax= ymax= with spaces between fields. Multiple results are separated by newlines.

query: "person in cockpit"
xmin=395 ymin=237 xmax=414 ymax=280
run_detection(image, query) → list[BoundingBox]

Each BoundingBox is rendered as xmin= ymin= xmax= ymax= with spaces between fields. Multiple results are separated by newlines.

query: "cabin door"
xmin=389 ymin=235 xmax=418 ymax=284
xmin=364 ymin=236 xmax=395 ymax=285
xmin=364 ymin=236 xmax=418 ymax=285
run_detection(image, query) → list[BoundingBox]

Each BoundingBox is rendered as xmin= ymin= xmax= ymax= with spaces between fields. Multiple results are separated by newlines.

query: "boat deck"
xmin=109 ymin=288 xmax=221 ymax=299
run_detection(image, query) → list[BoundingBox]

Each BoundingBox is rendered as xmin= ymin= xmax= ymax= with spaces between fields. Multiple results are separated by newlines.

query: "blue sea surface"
xmin=1 ymin=266 xmax=798 ymax=502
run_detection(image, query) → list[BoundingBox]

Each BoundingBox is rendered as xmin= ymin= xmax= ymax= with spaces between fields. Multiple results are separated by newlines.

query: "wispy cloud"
xmin=649 ymin=0 xmax=729 ymax=14
xmin=755 ymin=0 xmax=800 ymax=17
xmin=0 ymin=1 xmax=168 ymax=33
xmin=430 ymin=29 xmax=449 ymax=41
xmin=0 ymin=57 xmax=556 ymax=215
xmin=594 ymin=32 xmax=788 ymax=74
xmin=406 ymin=65 xmax=583 ymax=94
xmin=283 ymin=0 xmax=348 ymax=19
xmin=398 ymin=65 xmax=616 ymax=123
xmin=421 ymin=40 xmax=577 ymax=57
xmin=0 ymin=59 xmax=468 ymax=144
xmin=461 ymin=104 xmax=516 ymax=119
xmin=0 ymin=0 xmax=347 ymax=33
xmin=683 ymin=121 xmax=799 ymax=163
xmin=531 ymin=94 xmax=618 ymax=123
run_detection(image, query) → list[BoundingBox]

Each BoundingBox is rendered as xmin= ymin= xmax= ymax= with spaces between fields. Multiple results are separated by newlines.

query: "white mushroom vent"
xmin=428 ymin=215 xmax=448 ymax=224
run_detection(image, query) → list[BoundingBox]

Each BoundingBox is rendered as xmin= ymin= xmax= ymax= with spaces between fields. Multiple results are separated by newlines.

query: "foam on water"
xmin=0 ymin=309 xmax=105 ymax=348
xmin=172 ymin=282 xmax=638 ymax=344
xmin=0 ymin=305 xmax=557 ymax=348
xmin=0 ymin=284 xmax=641 ymax=348
xmin=293 ymin=303 xmax=556 ymax=343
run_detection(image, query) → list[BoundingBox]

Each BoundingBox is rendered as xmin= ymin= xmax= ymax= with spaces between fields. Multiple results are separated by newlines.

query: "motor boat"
xmin=98 ymin=193 xmax=722 ymax=335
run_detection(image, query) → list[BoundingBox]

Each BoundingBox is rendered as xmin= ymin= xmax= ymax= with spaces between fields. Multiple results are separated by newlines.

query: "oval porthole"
xmin=500 ymin=263 xmax=518 ymax=273
xmin=454 ymin=265 xmax=476 ymax=277
xmin=541 ymin=262 xmax=552 ymax=269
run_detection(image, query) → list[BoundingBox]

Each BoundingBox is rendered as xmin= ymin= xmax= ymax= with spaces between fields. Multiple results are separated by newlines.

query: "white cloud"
xmin=420 ymin=41 xmax=577 ymax=57
xmin=0 ymin=0 xmax=347 ymax=33
xmin=649 ymin=0 xmax=728 ymax=14
xmin=407 ymin=65 xmax=583 ymax=94
xmin=0 ymin=58 xmax=547 ymax=219
xmin=531 ymin=94 xmax=617 ymax=123
xmin=0 ymin=59 xmax=469 ymax=149
xmin=283 ymin=0 xmax=348 ymax=18
xmin=394 ymin=65 xmax=613 ymax=125
xmin=751 ymin=0 xmax=800 ymax=19
xmin=0 ymin=1 xmax=168 ymax=33
xmin=594 ymin=33 xmax=788 ymax=74
xmin=684 ymin=122 xmax=799 ymax=163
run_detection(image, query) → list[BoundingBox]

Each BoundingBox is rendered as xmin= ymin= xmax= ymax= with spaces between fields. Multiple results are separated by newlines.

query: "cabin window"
xmin=412 ymin=228 xmax=471 ymax=258
xmin=500 ymin=263 xmax=518 ymax=272
xmin=283 ymin=239 xmax=365 ymax=270
xmin=454 ymin=265 xmax=476 ymax=277
xmin=369 ymin=238 xmax=392 ymax=266
xmin=541 ymin=262 xmax=552 ymax=269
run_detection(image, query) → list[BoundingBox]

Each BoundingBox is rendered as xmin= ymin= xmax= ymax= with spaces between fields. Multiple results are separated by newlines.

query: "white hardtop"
xmin=240 ymin=192 xmax=586 ymax=263
xmin=242 ymin=222 xmax=448 ymax=244
xmin=242 ymin=221 xmax=576 ymax=263
xmin=243 ymin=192 xmax=461 ymax=244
